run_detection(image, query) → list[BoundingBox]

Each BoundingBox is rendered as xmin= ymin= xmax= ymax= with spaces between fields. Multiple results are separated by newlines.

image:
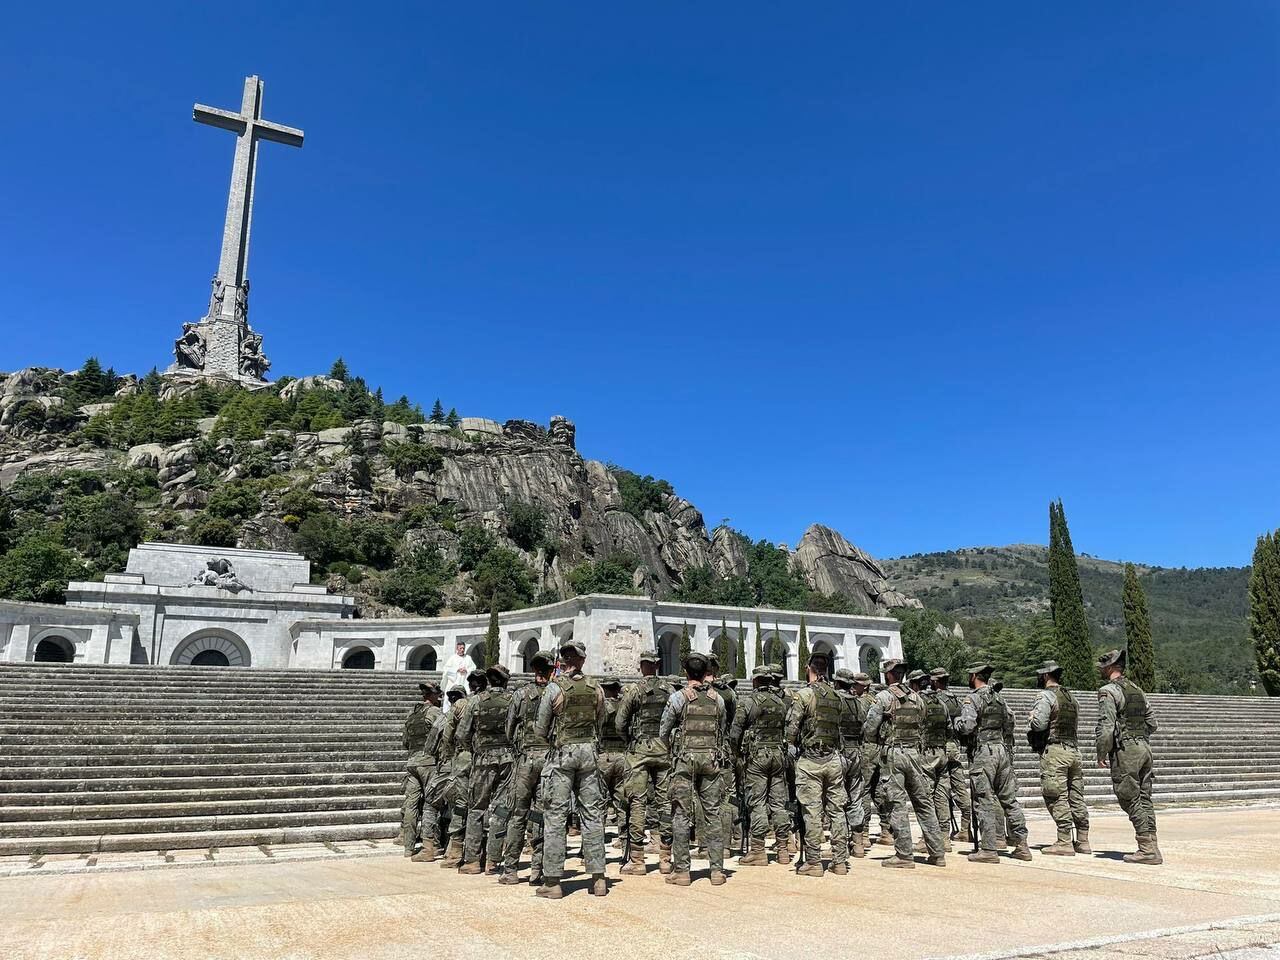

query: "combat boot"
xmin=590 ymin=873 xmax=608 ymax=896
xmin=850 ymin=831 xmax=865 ymax=859
xmin=830 ymin=862 xmax=849 ymax=875
xmin=620 ymin=851 xmax=648 ymax=875
xmin=1123 ymin=834 xmax=1163 ymax=865
xmin=796 ymin=862 xmax=824 ymax=877
xmin=738 ymin=839 xmax=769 ymax=866
xmin=913 ymin=838 xmax=927 ymax=854
xmin=498 ymin=869 xmax=521 ymax=885
xmin=881 ymin=856 xmax=914 ymax=869
xmin=658 ymin=843 xmax=674 ymax=875
xmin=1011 ymin=840 xmax=1033 ymax=861
xmin=664 ymin=871 xmax=692 ymax=886
xmin=529 ymin=867 xmax=543 ymax=886
xmin=1042 ymin=829 xmax=1076 ymax=857
xmin=926 ymin=853 xmax=946 ymax=867
xmin=877 ymin=831 xmax=895 ymax=846
xmin=956 ymin=819 xmax=972 ymax=843
xmin=1073 ymin=829 xmax=1093 ymax=855
xmin=775 ymin=840 xmax=792 ymax=866
xmin=967 ymin=849 xmax=1000 ymax=864
xmin=410 ymin=840 xmax=439 ymax=862
xmin=709 ymin=870 xmax=727 ymax=885
xmin=535 ymin=881 xmax=563 ymax=899
xmin=439 ymin=839 xmax=463 ymax=869
xmin=457 ymin=861 xmax=483 ymax=875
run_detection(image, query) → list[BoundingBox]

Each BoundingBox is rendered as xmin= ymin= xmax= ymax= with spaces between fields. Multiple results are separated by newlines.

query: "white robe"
xmin=441 ymin=651 xmax=477 ymax=702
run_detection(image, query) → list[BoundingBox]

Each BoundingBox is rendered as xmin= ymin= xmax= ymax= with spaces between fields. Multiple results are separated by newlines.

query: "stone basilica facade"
xmin=0 ymin=542 xmax=903 ymax=678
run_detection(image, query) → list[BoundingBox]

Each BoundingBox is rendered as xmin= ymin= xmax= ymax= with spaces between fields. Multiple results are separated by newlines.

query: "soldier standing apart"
xmin=499 ymin=650 xmax=555 ymax=885
xmin=597 ymin=677 xmax=630 ymax=846
xmin=1027 ymin=660 xmax=1091 ymax=856
xmin=401 ymin=681 xmax=444 ymax=860
xmin=1095 ymin=649 xmax=1162 ymax=864
xmin=457 ymin=665 xmax=516 ymax=875
xmin=659 ymin=651 xmax=728 ymax=886
xmin=532 ymin=638 xmax=608 ymax=899
xmin=786 ymin=651 xmax=849 ymax=877
xmin=439 ymin=671 xmax=487 ymax=868
xmin=957 ymin=663 xmax=1031 ymax=864
xmin=862 ymin=659 xmax=946 ymax=868
xmin=832 ymin=668 xmax=868 ymax=859
xmin=730 ymin=665 xmax=792 ymax=865
xmin=915 ymin=670 xmax=953 ymax=853
xmin=616 ymin=650 xmax=674 ymax=875
xmin=930 ymin=668 xmax=972 ymax=843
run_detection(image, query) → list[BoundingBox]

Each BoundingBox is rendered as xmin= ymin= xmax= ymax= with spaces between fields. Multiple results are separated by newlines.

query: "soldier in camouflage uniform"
xmin=730 ymin=665 xmax=792 ymax=865
xmin=786 ymin=651 xmax=848 ymax=877
xmin=532 ymin=638 xmax=608 ymax=899
xmin=769 ymin=661 xmax=801 ymax=857
xmin=913 ymin=669 xmax=953 ymax=854
xmin=957 ymin=663 xmax=1031 ymax=864
xmin=707 ymin=654 xmax=738 ymax=860
xmin=659 ymin=651 xmax=728 ymax=886
xmin=616 ymin=650 xmax=674 ymax=875
xmin=929 ymin=667 xmax=972 ymax=843
xmin=439 ymin=671 xmax=487 ymax=868
xmin=833 ymin=668 xmax=868 ymax=859
xmin=498 ymin=649 xmax=554 ymax=885
xmin=1027 ymin=660 xmax=1091 ymax=856
xmin=423 ymin=687 xmax=466 ymax=854
xmin=456 ymin=664 xmax=516 ymax=875
xmin=597 ymin=677 xmax=630 ymax=844
xmin=1095 ymin=649 xmax=1161 ymax=865
xmin=863 ymin=659 xmax=946 ymax=868
xmin=401 ymin=681 xmax=444 ymax=860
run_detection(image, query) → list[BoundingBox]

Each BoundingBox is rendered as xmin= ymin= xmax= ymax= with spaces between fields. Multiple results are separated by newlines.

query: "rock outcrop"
xmin=791 ymin=524 xmax=922 ymax=613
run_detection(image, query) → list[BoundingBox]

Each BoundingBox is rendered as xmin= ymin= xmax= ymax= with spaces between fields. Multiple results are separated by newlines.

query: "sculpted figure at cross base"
xmin=174 ymin=323 xmax=207 ymax=371
xmin=239 ymin=330 xmax=270 ymax=379
xmin=189 ymin=558 xmax=252 ymax=593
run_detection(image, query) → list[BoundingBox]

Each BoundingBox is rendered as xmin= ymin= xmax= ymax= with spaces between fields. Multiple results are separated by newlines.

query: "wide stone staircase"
xmin=1 ymin=662 xmax=1278 ymax=855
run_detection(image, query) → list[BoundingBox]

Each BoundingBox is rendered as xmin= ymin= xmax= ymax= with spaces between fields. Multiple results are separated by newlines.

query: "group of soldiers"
xmin=400 ymin=638 xmax=1162 ymax=898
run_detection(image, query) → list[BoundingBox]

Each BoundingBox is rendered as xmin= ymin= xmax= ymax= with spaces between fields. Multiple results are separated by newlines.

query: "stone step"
xmin=0 ymin=781 xmax=400 ymax=806
xmin=0 ymin=771 xmax=403 ymax=793
xmin=0 ymin=793 xmax=398 ymax=823
xmin=0 ymin=821 xmax=399 ymax=856
xmin=0 ymin=760 xmax=402 ymax=780
xmin=0 ymin=740 xmax=406 ymax=757
xmin=2 ymin=732 xmax=403 ymax=746
xmin=0 ymin=807 xmax=396 ymax=840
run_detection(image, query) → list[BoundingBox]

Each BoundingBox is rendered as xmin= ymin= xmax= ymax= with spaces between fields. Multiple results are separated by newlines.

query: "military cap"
xmin=485 ymin=663 xmax=511 ymax=683
xmin=529 ymin=649 xmax=555 ymax=668
xmin=852 ymin=672 xmax=872 ymax=685
xmin=881 ymin=658 xmax=904 ymax=674
xmin=929 ymin=667 xmax=949 ymax=680
xmin=833 ymin=667 xmax=855 ymax=683
xmin=751 ymin=665 xmax=772 ymax=678
xmin=559 ymin=638 xmax=587 ymax=657
xmin=638 ymin=649 xmax=662 ymax=664
xmin=682 ymin=651 xmax=709 ymax=671
xmin=906 ymin=669 xmax=927 ymax=683
xmin=465 ymin=672 xmax=487 ymax=689
xmin=706 ymin=653 xmax=721 ymax=671
xmin=807 ymin=649 xmax=830 ymax=664
xmin=417 ymin=680 xmax=441 ymax=695
xmin=727 ymin=678 xmax=738 ymax=689
xmin=1035 ymin=660 xmax=1064 ymax=676
xmin=1097 ymin=649 xmax=1125 ymax=669
xmin=765 ymin=662 xmax=783 ymax=676
xmin=966 ymin=662 xmax=995 ymax=678
xmin=601 ymin=675 xmax=622 ymax=688
xmin=445 ymin=687 xmax=466 ymax=701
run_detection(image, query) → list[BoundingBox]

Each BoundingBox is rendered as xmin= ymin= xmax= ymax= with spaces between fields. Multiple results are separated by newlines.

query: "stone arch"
xmin=171 ymin=629 xmax=250 ymax=667
xmin=467 ymin=641 xmax=488 ymax=669
xmin=342 ymin=646 xmax=376 ymax=669
xmin=406 ymin=645 xmax=438 ymax=671
xmin=33 ymin=636 xmax=74 ymax=663
xmin=517 ymin=637 xmax=541 ymax=673
xmin=655 ymin=629 xmax=682 ymax=676
xmin=710 ymin=627 xmax=739 ymax=677
xmin=859 ymin=643 xmax=882 ymax=678
xmin=762 ymin=635 xmax=789 ymax=680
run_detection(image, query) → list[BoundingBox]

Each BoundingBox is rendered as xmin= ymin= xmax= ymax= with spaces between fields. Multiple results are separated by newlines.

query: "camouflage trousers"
xmin=877 ymin=746 xmax=944 ymax=860
xmin=670 ymin=751 xmax=724 ymax=873
xmin=621 ymin=745 xmax=672 ymax=848
xmin=934 ymin=741 xmax=971 ymax=835
xmin=743 ymin=747 xmax=791 ymax=841
xmin=795 ymin=751 xmax=848 ymax=866
xmin=541 ymin=743 xmax=606 ymax=879
xmin=462 ymin=755 xmax=513 ymax=866
xmin=839 ymin=746 xmax=866 ymax=847
xmin=598 ymin=751 xmax=628 ymax=823
xmin=969 ymin=743 xmax=1028 ymax=852
xmin=501 ymin=752 xmax=546 ymax=872
xmin=1110 ymin=738 xmax=1156 ymax=836
xmin=1040 ymin=742 xmax=1089 ymax=836
xmin=401 ymin=760 xmax=440 ymax=852
xmin=445 ymin=751 xmax=473 ymax=840
xmin=859 ymin=743 xmax=880 ymax=830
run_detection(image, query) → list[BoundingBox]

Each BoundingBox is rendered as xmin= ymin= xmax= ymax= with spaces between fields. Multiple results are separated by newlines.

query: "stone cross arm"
xmin=193 ymin=104 xmax=304 ymax=148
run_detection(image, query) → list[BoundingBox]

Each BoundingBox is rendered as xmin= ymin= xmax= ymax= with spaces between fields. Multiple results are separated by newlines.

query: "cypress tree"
xmin=1123 ymin=563 xmax=1156 ymax=690
xmin=1048 ymin=499 xmax=1095 ymax=689
xmin=797 ymin=615 xmax=810 ymax=676
xmin=680 ymin=622 xmax=692 ymax=664
xmin=754 ymin=614 xmax=763 ymax=667
xmin=735 ymin=620 xmax=747 ymax=679
xmin=484 ymin=601 xmax=500 ymax=668
xmin=717 ymin=618 xmax=729 ymax=671
xmin=1250 ymin=530 xmax=1280 ymax=696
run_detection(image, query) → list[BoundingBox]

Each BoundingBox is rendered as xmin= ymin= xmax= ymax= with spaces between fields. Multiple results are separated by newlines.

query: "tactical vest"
xmin=939 ymin=690 xmax=963 ymax=743
xmin=1117 ymin=678 xmax=1150 ymax=739
xmin=837 ymin=691 xmax=864 ymax=746
xmin=518 ymin=683 xmax=550 ymax=750
xmin=554 ymin=674 xmax=600 ymax=747
xmin=802 ymin=682 xmax=842 ymax=754
xmin=976 ymin=687 xmax=1008 ymax=745
xmin=922 ymin=692 xmax=949 ymax=749
xmin=632 ymin=677 xmax=669 ymax=742
xmin=404 ymin=705 xmax=431 ymax=752
xmin=423 ymin=711 xmax=445 ymax=760
xmin=472 ymin=688 xmax=513 ymax=754
xmin=680 ymin=685 xmax=721 ymax=757
xmin=599 ymin=698 xmax=628 ymax=753
xmin=1049 ymin=687 xmax=1078 ymax=745
xmin=886 ymin=685 xmax=924 ymax=747
xmin=748 ymin=691 xmax=786 ymax=750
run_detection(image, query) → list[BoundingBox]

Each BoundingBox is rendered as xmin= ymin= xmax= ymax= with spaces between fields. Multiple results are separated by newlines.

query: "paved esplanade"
xmin=173 ymin=76 xmax=303 ymax=382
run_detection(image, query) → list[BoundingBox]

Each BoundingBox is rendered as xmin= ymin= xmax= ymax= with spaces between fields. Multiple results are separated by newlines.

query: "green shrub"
xmin=0 ymin=536 xmax=85 ymax=602
xmin=505 ymin=501 xmax=547 ymax=552
xmin=607 ymin=466 xmax=674 ymax=519
xmin=206 ymin=482 xmax=261 ymax=521
xmin=568 ymin=556 xmax=641 ymax=597
xmin=187 ymin=514 xmax=238 ymax=548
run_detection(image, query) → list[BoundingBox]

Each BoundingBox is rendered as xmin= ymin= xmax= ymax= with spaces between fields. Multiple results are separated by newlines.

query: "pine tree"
xmin=754 ymin=614 xmax=763 ymax=668
xmin=679 ymin=622 xmax=692 ymax=665
xmin=1250 ymin=530 xmax=1280 ymax=696
xmin=485 ymin=601 xmax=500 ymax=668
xmin=446 ymin=407 xmax=461 ymax=428
xmin=1123 ymin=563 xmax=1156 ymax=690
xmin=1048 ymin=500 xmax=1096 ymax=689
xmin=329 ymin=358 xmax=349 ymax=381
xmin=735 ymin=620 xmax=747 ymax=679
xmin=797 ymin=614 xmax=810 ymax=676
xmin=430 ymin=399 xmax=445 ymax=423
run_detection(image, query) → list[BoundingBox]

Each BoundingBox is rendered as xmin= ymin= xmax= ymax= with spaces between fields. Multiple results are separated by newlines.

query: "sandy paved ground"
xmin=2 ymin=806 xmax=1278 ymax=960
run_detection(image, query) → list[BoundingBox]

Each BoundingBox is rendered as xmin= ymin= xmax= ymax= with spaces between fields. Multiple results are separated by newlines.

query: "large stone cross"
xmin=194 ymin=76 xmax=304 ymax=323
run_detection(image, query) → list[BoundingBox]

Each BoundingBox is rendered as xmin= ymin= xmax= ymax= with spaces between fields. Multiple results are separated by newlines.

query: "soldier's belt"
xmin=1047 ymin=738 xmax=1078 ymax=747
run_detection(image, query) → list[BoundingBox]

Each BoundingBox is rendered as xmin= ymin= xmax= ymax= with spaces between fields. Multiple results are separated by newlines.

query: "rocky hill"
xmin=0 ymin=363 xmax=916 ymax=619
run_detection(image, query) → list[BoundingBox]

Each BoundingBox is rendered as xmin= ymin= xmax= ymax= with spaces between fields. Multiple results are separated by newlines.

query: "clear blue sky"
xmin=2 ymin=3 xmax=1276 ymax=568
